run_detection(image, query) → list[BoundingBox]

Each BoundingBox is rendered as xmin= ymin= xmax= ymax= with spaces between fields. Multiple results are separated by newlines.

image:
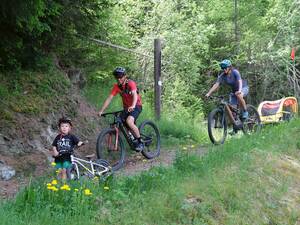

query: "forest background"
xmin=0 ymin=0 xmax=299 ymax=140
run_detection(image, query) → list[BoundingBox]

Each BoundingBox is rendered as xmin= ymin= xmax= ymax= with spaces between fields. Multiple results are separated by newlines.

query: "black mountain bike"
xmin=96 ymin=110 xmax=160 ymax=171
xmin=207 ymin=95 xmax=261 ymax=145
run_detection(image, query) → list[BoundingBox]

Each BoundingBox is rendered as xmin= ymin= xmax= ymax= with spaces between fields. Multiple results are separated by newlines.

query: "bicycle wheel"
xmin=96 ymin=128 xmax=125 ymax=171
xmin=94 ymin=159 xmax=111 ymax=177
xmin=67 ymin=164 xmax=80 ymax=180
xmin=139 ymin=120 xmax=160 ymax=159
xmin=208 ymin=108 xmax=227 ymax=144
xmin=282 ymin=107 xmax=295 ymax=121
xmin=242 ymin=104 xmax=262 ymax=134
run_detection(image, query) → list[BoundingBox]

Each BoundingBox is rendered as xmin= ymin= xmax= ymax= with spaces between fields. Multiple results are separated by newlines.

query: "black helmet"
xmin=58 ymin=117 xmax=72 ymax=127
xmin=113 ymin=67 xmax=126 ymax=78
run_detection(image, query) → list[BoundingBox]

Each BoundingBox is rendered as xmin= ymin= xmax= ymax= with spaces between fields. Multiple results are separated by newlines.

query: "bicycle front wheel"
xmin=208 ymin=108 xmax=227 ymax=145
xmin=96 ymin=128 xmax=125 ymax=171
xmin=139 ymin=120 xmax=160 ymax=159
xmin=242 ymin=104 xmax=262 ymax=135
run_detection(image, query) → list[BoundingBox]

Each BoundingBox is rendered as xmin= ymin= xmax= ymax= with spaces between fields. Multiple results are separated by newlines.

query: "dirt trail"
xmin=117 ymin=145 xmax=208 ymax=177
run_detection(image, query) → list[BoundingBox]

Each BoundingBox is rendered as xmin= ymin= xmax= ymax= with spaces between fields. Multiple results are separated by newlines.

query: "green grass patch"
xmin=0 ymin=69 xmax=70 ymax=119
xmin=1 ymin=120 xmax=300 ymax=224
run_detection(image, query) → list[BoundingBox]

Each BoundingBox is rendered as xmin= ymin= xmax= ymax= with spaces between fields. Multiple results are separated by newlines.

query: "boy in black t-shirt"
xmin=50 ymin=117 xmax=84 ymax=180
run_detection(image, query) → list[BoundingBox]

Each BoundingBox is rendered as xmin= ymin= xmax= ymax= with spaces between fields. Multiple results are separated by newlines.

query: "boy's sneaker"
xmin=135 ymin=142 xmax=144 ymax=152
xmin=242 ymin=111 xmax=249 ymax=119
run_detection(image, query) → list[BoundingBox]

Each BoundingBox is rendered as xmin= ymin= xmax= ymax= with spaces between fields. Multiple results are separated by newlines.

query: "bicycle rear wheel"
xmin=139 ymin=120 xmax=160 ymax=159
xmin=242 ymin=104 xmax=262 ymax=134
xmin=208 ymin=108 xmax=227 ymax=144
xmin=96 ymin=128 xmax=125 ymax=171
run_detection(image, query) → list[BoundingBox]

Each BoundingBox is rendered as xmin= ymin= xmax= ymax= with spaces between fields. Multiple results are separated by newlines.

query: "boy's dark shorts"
xmin=121 ymin=106 xmax=142 ymax=122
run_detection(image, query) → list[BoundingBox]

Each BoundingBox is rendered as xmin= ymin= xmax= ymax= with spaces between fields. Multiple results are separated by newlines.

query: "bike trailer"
xmin=257 ymin=97 xmax=298 ymax=124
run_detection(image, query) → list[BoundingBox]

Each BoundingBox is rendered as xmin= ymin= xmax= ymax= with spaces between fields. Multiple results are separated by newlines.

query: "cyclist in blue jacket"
xmin=205 ymin=59 xmax=249 ymax=119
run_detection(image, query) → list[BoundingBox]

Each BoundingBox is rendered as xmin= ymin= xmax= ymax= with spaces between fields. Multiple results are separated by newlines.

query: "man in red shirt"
xmin=98 ymin=67 xmax=144 ymax=151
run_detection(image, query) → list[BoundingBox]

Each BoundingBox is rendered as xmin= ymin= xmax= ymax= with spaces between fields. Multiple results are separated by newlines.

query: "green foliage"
xmin=0 ymin=0 xmax=113 ymax=70
xmin=0 ymin=69 xmax=70 ymax=118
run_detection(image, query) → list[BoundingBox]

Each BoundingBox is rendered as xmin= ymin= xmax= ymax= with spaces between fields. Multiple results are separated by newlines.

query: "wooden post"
xmin=234 ymin=0 xmax=239 ymax=54
xmin=154 ymin=39 xmax=162 ymax=120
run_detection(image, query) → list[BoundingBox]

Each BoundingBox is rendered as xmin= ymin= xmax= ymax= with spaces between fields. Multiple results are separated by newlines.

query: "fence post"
xmin=154 ymin=39 xmax=162 ymax=120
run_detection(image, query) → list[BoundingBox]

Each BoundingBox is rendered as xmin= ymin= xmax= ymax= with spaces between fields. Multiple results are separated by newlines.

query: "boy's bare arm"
xmin=50 ymin=146 xmax=59 ymax=157
xmin=77 ymin=140 xmax=88 ymax=147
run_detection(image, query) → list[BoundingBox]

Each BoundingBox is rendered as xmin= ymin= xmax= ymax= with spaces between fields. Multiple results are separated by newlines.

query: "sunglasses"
xmin=114 ymin=74 xmax=125 ymax=79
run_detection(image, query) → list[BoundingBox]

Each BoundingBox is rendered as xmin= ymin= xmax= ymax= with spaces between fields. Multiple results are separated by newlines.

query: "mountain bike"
xmin=96 ymin=110 xmax=160 ymax=171
xmin=67 ymin=154 xmax=111 ymax=180
xmin=207 ymin=95 xmax=261 ymax=145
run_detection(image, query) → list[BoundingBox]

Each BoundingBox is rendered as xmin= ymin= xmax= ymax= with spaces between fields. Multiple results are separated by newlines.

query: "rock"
xmin=0 ymin=162 xmax=16 ymax=180
xmin=0 ymin=135 xmax=9 ymax=153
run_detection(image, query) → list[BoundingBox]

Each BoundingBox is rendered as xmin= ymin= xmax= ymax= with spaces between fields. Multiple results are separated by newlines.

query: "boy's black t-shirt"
xmin=52 ymin=134 xmax=79 ymax=162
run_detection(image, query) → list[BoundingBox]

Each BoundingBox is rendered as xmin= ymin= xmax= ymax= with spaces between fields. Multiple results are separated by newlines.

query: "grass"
xmin=0 ymin=68 xmax=70 ymax=121
xmin=1 ymin=119 xmax=300 ymax=224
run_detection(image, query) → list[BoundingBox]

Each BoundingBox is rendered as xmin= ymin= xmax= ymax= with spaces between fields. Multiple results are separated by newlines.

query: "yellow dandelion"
xmin=84 ymin=189 xmax=92 ymax=195
xmin=51 ymin=179 xmax=58 ymax=185
xmin=60 ymin=184 xmax=71 ymax=191
xmin=104 ymin=186 xmax=109 ymax=191
xmin=55 ymin=170 xmax=60 ymax=174
xmin=52 ymin=187 xmax=59 ymax=191
xmin=46 ymin=183 xmax=52 ymax=186
xmin=47 ymin=186 xmax=58 ymax=191
xmin=51 ymin=162 xmax=56 ymax=167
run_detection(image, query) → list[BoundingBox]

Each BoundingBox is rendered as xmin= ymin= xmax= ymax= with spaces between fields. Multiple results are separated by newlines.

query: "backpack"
xmin=118 ymin=79 xmax=140 ymax=96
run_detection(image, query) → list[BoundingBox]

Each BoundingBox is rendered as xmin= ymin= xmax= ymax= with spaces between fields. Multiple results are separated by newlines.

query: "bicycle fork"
xmin=108 ymin=127 xmax=119 ymax=151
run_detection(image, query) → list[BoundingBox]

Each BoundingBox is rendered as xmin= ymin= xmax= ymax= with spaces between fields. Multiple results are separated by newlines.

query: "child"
xmin=50 ymin=117 xmax=84 ymax=180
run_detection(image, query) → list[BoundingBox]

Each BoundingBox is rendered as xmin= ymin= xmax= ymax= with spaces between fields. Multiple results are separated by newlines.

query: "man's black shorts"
xmin=121 ymin=105 xmax=142 ymax=122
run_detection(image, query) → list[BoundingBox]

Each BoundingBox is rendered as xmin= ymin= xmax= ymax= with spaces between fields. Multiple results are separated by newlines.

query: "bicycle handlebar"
xmin=208 ymin=95 xmax=227 ymax=100
xmin=101 ymin=110 xmax=123 ymax=117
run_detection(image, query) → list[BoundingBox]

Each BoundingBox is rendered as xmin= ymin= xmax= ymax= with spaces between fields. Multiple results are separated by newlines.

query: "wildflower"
xmin=60 ymin=184 xmax=71 ymax=191
xmin=55 ymin=170 xmax=60 ymax=174
xmin=84 ymin=189 xmax=92 ymax=196
xmin=47 ymin=186 xmax=59 ymax=191
xmin=46 ymin=183 xmax=52 ymax=186
xmin=92 ymin=176 xmax=99 ymax=181
xmin=51 ymin=162 xmax=56 ymax=167
xmin=51 ymin=179 xmax=58 ymax=185
xmin=104 ymin=186 xmax=109 ymax=191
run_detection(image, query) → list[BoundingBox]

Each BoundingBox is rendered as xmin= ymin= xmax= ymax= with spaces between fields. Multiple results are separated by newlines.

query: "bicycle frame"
xmin=213 ymin=96 xmax=241 ymax=125
xmin=103 ymin=111 xmax=137 ymax=150
xmin=70 ymin=155 xmax=110 ymax=178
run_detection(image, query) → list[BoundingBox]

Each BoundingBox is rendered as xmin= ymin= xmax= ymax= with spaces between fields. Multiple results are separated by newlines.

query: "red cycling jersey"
xmin=110 ymin=80 xmax=142 ymax=109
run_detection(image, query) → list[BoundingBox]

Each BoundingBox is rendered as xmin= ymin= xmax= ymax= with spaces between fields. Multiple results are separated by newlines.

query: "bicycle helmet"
xmin=58 ymin=117 xmax=72 ymax=127
xmin=220 ymin=59 xmax=232 ymax=70
xmin=113 ymin=67 xmax=126 ymax=78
